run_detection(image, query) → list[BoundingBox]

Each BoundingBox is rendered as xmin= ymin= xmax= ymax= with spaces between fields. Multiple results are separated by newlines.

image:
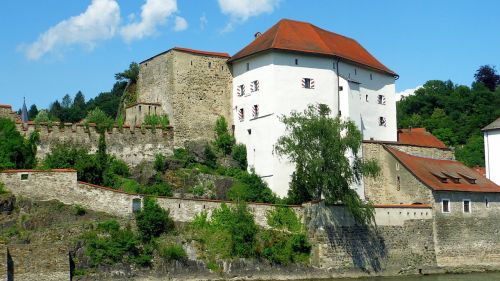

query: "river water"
xmin=308 ymin=272 xmax=500 ymax=281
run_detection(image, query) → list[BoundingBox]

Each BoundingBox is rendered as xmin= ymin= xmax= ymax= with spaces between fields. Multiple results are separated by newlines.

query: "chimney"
xmin=254 ymin=32 xmax=262 ymax=39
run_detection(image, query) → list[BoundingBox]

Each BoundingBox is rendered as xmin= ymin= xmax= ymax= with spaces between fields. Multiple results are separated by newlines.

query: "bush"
xmin=173 ymin=148 xmax=195 ymax=167
xmin=84 ymin=108 xmax=113 ymax=133
xmin=140 ymin=182 xmax=173 ymax=197
xmin=34 ymin=110 xmax=53 ymax=128
xmin=214 ymin=116 xmax=235 ymax=155
xmin=203 ymin=145 xmax=217 ymax=169
xmin=259 ymin=231 xmax=311 ymax=265
xmin=154 ymin=153 xmax=167 ymax=172
xmin=231 ymin=144 xmax=247 ymax=170
xmin=0 ymin=118 xmax=38 ymax=170
xmin=266 ymin=206 xmax=302 ymax=232
xmin=160 ymin=244 xmax=187 ymax=261
xmin=74 ymin=205 xmax=87 ymax=216
xmin=144 ymin=114 xmax=170 ymax=130
xmin=108 ymin=157 xmax=130 ymax=177
xmin=227 ymin=172 xmax=276 ymax=203
xmin=135 ymin=198 xmax=174 ymax=241
xmin=0 ymin=182 xmax=8 ymax=195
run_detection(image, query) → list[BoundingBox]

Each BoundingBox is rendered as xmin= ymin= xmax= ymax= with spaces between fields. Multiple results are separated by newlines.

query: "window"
xmin=250 ymin=80 xmax=260 ymax=92
xmin=365 ymin=94 xmax=369 ymax=102
xmin=132 ymin=198 xmax=142 ymax=213
xmin=442 ymin=199 xmax=450 ymax=213
xmin=302 ymin=78 xmax=315 ymax=89
xmin=190 ymin=61 xmax=193 ymax=66
xmin=370 ymin=73 xmax=373 ymax=80
xmin=379 ymin=116 xmax=386 ymax=127
xmin=463 ymin=199 xmax=471 ymax=213
xmin=339 ymin=86 xmax=343 ymax=91
xmin=208 ymin=62 xmax=212 ymax=68
xmin=378 ymin=95 xmax=386 ymax=105
xmin=139 ymin=105 xmax=142 ymax=112
xmin=396 ymin=162 xmax=400 ymax=171
xmin=238 ymin=108 xmax=244 ymax=122
xmin=397 ymin=176 xmax=401 ymax=191
xmin=333 ymin=62 xmax=336 ymax=69
xmin=246 ymin=63 xmax=250 ymax=71
xmin=21 ymin=173 xmax=29 ymax=181
xmin=252 ymin=105 xmax=259 ymax=118
xmin=237 ymin=84 xmax=245 ymax=97
xmin=295 ymin=58 xmax=298 ymax=65
xmin=486 ymin=197 xmax=489 ymax=208
xmin=354 ymin=69 xmax=357 ymax=75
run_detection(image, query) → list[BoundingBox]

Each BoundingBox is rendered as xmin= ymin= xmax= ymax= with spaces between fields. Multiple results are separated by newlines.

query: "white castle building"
xmin=483 ymin=117 xmax=500 ymax=185
xmin=228 ymin=19 xmax=398 ymax=197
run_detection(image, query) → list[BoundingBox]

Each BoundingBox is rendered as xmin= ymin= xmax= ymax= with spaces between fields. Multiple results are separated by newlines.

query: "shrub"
xmin=34 ymin=110 xmax=52 ymax=128
xmin=0 ymin=118 xmax=38 ymax=170
xmin=135 ymin=198 xmax=174 ymax=241
xmin=84 ymin=108 xmax=113 ymax=133
xmin=231 ymin=144 xmax=247 ymax=170
xmin=74 ymin=205 xmax=87 ymax=216
xmin=259 ymin=231 xmax=311 ymax=265
xmin=214 ymin=116 xmax=235 ymax=155
xmin=154 ymin=153 xmax=167 ymax=172
xmin=140 ymin=182 xmax=173 ymax=197
xmin=0 ymin=182 xmax=8 ymax=195
xmin=227 ymin=172 xmax=276 ymax=203
xmin=108 ymin=157 xmax=130 ymax=177
xmin=144 ymin=114 xmax=170 ymax=130
xmin=160 ymin=244 xmax=187 ymax=261
xmin=173 ymin=148 xmax=195 ymax=167
xmin=203 ymin=145 xmax=217 ymax=169
xmin=266 ymin=206 xmax=302 ymax=232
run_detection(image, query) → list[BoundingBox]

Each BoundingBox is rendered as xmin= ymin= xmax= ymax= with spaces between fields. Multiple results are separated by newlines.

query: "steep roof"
xmin=482 ymin=117 xmax=500 ymax=131
xmin=384 ymin=146 xmax=500 ymax=193
xmin=229 ymin=19 xmax=396 ymax=76
xmin=141 ymin=47 xmax=230 ymax=64
xmin=397 ymin=128 xmax=448 ymax=149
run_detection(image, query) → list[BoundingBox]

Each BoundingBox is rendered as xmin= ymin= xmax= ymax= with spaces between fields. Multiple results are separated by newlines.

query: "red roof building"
xmin=397 ymin=128 xmax=448 ymax=149
xmin=229 ymin=19 xmax=397 ymax=76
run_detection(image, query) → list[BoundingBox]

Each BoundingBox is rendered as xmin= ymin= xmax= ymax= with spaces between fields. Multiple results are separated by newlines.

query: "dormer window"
xmin=458 ymin=173 xmax=477 ymax=184
xmin=377 ymin=95 xmax=386 ymax=105
xmin=379 ymin=117 xmax=386 ymax=127
xmin=250 ymin=80 xmax=260 ymax=92
xmin=237 ymin=85 xmax=245 ymax=97
xmin=302 ymin=78 xmax=315 ymax=89
xmin=442 ymin=172 xmax=460 ymax=184
xmin=431 ymin=172 xmax=448 ymax=183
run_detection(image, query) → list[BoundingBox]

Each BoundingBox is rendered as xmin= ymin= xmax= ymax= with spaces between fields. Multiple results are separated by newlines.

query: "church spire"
xmin=21 ymin=97 xmax=28 ymax=123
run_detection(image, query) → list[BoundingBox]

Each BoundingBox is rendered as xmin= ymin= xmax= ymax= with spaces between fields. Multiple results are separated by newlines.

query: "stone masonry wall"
xmin=386 ymin=144 xmax=455 ymax=160
xmin=304 ymin=202 xmax=437 ymax=275
xmin=432 ymin=191 xmax=500 ymax=268
xmin=137 ymin=49 xmax=232 ymax=146
xmin=16 ymin=123 xmax=174 ymax=167
xmin=363 ymin=143 xmax=434 ymax=205
xmin=0 ymin=105 xmax=19 ymax=122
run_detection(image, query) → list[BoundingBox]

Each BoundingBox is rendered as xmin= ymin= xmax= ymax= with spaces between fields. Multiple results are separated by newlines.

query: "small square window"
xmin=252 ymin=105 xmax=259 ymax=118
xmin=251 ymin=80 xmax=260 ymax=92
xmin=208 ymin=62 xmax=212 ymax=68
xmin=302 ymin=78 xmax=315 ymax=89
xmin=365 ymin=94 xmax=369 ymax=102
xmin=354 ymin=69 xmax=357 ymax=75
xmin=379 ymin=117 xmax=386 ymax=127
xmin=246 ymin=63 xmax=250 ymax=71
xmin=378 ymin=95 xmax=386 ymax=105
xmin=463 ymin=200 xmax=471 ymax=213
xmin=396 ymin=176 xmax=401 ymax=191
xmin=486 ymin=197 xmax=489 ymax=208
xmin=370 ymin=73 xmax=373 ymax=80
xmin=396 ymin=162 xmax=400 ymax=171
xmin=238 ymin=108 xmax=245 ymax=122
xmin=442 ymin=199 xmax=450 ymax=213
xmin=21 ymin=173 xmax=29 ymax=181
xmin=237 ymin=84 xmax=245 ymax=97
xmin=295 ymin=58 xmax=298 ymax=65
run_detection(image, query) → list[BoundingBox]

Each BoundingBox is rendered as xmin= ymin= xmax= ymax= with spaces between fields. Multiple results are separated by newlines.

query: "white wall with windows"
xmin=231 ymin=51 xmax=397 ymax=197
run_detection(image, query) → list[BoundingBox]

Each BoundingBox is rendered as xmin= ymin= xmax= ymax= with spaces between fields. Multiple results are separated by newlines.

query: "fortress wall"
xmin=16 ymin=123 xmax=174 ymax=166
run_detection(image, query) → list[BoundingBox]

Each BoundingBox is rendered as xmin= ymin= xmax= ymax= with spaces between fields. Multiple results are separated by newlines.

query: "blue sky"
xmin=1 ymin=0 xmax=499 ymax=110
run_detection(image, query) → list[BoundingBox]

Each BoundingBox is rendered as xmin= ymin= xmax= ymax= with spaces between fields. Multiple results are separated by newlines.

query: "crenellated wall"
xmin=15 ymin=122 xmax=174 ymax=166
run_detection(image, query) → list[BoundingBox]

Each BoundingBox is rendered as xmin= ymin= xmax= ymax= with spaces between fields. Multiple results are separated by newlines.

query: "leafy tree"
xmin=231 ymin=144 xmax=247 ymax=170
xmin=203 ymin=144 xmax=217 ymax=169
xmin=34 ymin=110 xmax=53 ymax=128
xmin=0 ymin=118 xmax=38 ymax=170
xmin=455 ymin=135 xmax=485 ymax=167
xmin=28 ymin=104 xmax=38 ymax=120
xmin=214 ymin=116 xmax=235 ymax=155
xmin=70 ymin=91 xmax=87 ymax=122
xmin=474 ymin=65 xmax=500 ymax=92
xmin=115 ymin=62 xmax=140 ymax=84
xmin=227 ymin=171 xmax=276 ymax=203
xmin=84 ymin=108 xmax=113 ymax=133
xmin=135 ymin=198 xmax=174 ymax=241
xmin=274 ymin=104 xmax=379 ymax=225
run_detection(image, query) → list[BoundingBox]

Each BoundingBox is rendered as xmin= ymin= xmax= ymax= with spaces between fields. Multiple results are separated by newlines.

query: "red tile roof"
xmin=473 ymin=166 xmax=486 ymax=177
xmin=384 ymin=146 xmax=500 ymax=193
xmin=229 ymin=19 xmax=396 ymax=76
xmin=0 ymin=104 xmax=12 ymax=109
xmin=397 ymin=128 xmax=448 ymax=149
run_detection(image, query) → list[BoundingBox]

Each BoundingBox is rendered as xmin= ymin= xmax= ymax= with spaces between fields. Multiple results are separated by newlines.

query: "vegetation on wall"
xmin=0 ymin=117 xmax=39 ymax=170
xmin=143 ymin=114 xmax=170 ymax=130
xmin=274 ymin=104 xmax=380 ymax=225
xmin=397 ymin=65 xmax=500 ymax=167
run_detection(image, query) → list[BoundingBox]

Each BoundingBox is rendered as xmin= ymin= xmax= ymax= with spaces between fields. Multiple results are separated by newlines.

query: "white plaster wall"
xmin=485 ymin=129 xmax=500 ymax=185
xmin=232 ymin=51 xmax=397 ymax=198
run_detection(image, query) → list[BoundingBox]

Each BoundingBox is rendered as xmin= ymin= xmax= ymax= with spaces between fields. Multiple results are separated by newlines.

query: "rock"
xmin=0 ymin=193 xmax=15 ymax=214
xmin=131 ymin=160 xmax=156 ymax=185
xmin=184 ymin=140 xmax=210 ymax=163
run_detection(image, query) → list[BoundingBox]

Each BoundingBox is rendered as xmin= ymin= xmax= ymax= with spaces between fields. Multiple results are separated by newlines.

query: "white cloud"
xmin=396 ymin=85 xmax=423 ymax=101
xmin=218 ymin=0 xmax=280 ymax=22
xmin=174 ymin=16 xmax=188 ymax=31
xmin=121 ymin=0 xmax=178 ymax=42
xmin=200 ymin=13 xmax=208 ymax=30
xmin=22 ymin=0 xmax=120 ymax=60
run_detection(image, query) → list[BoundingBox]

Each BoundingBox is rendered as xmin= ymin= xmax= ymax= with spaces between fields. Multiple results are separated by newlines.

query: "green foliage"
xmin=143 ymin=114 xmax=170 ymax=130
xmin=397 ymin=77 xmax=500 ymax=167
xmin=231 ymin=143 xmax=248 ymax=170
xmin=159 ymin=244 xmax=187 ymax=261
xmin=474 ymin=65 xmax=500 ymax=92
xmin=83 ymin=220 xmax=149 ymax=267
xmin=227 ymin=171 xmax=276 ymax=203
xmin=189 ymin=181 xmax=215 ymax=199
xmin=274 ymin=104 xmax=377 ymax=225
xmin=154 ymin=153 xmax=167 ymax=172
xmin=34 ymin=110 xmax=53 ymax=128
xmin=84 ymin=108 xmax=113 ymax=134
xmin=266 ymin=206 xmax=302 ymax=232
xmin=0 ymin=118 xmax=38 ymax=170
xmin=135 ymin=198 xmax=174 ymax=241
xmin=191 ymin=203 xmax=258 ymax=259
xmin=107 ymin=157 xmax=130 ymax=177
xmin=0 ymin=182 xmax=8 ymax=195
xmin=74 ymin=205 xmax=87 ymax=216
xmin=259 ymin=230 xmax=311 ymax=265
xmin=140 ymin=182 xmax=173 ymax=197
xmin=203 ymin=145 xmax=217 ymax=169
xmin=214 ymin=116 xmax=235 ymax=155
xmin=173 ymin=148 xmax=195 ymax=167
xmin=28 ymin=104 xmax=38 ymax=121
xmin=115 ymin=62 xmax=140 ymax=83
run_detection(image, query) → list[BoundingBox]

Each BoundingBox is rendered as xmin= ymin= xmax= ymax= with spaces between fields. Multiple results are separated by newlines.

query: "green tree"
xmin=135 ymin=198 xmax=174 ymax=241
xmin=28 ymin=104 xmax=38 ymax=120
xmin=474 ymin=65 xmax=500 ymax=92
xmin=34 ymin=110 xmax=52 ymax=128
xmin=214 ymin=116 xmax=235 ymax=155
xmin=231 ymin=144 xmax=247 ymax=170
xmin=115 ymin=62 xmax=140 ymax=84
xmin=0 ymin=118 xmax=38 ymax=170
xmin=274 ymin=104 xmax=379 ymax=225
xmin=84 ymin=108 xmax=114 ymax=134
xmin=455 ymin=135 xmax=485 ymax=167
